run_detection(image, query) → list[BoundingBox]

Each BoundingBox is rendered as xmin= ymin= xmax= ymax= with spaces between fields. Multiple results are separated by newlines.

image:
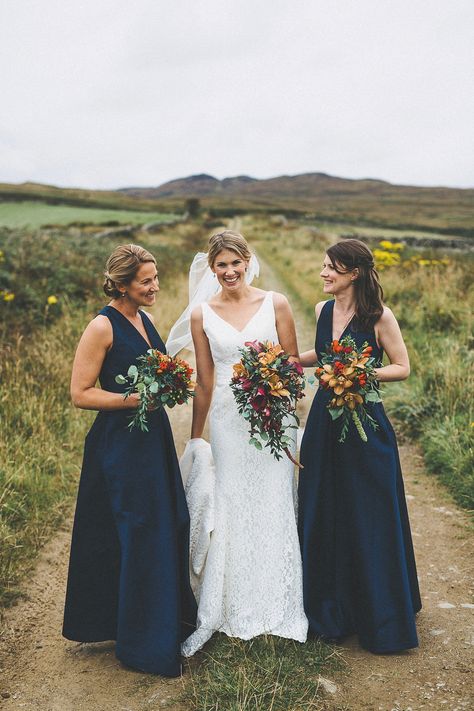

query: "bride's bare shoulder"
xmin=190 ymin=304 xmax=204 ymax=323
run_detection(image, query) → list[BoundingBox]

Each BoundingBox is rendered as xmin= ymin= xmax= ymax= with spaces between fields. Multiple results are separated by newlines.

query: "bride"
xmin=167 ymin=230 xmax=308 ymax=656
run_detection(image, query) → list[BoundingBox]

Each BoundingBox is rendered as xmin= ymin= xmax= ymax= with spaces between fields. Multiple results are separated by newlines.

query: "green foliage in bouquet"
xmin=116 ymin=350 xmax=195 ymax=432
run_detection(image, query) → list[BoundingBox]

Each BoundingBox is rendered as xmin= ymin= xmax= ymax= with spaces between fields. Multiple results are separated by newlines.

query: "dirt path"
xmin=1 ymin=253 xmax=473 ymax=711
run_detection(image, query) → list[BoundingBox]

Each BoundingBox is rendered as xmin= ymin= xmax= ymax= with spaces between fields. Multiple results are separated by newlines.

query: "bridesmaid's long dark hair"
xmin=327 ymin=239 xmax=384 ymax=330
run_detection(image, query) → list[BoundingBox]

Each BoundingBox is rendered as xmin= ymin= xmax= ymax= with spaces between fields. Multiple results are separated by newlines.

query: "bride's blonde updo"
xmin=103 ymin=244 xmax=156 ymax=298
xmin=207 ymin=230 xmax=252 ymax=267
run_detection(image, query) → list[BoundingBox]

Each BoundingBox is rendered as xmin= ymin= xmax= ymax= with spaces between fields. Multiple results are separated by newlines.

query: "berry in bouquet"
xmin=312 ymin=335 xmax=382 ymax=442
xmin=115 ymin=350 xmax=195 ymax=432
xmin=230 ymin=340 xmax=305 ymax=467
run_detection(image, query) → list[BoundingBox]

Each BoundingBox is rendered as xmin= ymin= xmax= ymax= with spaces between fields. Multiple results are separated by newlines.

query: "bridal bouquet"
xmin=313 ymin=336 xmax=381 ymax=442
xmin=115 ymin=350 xmax=195 ymax=432
xmin=230 ymin=340 xmax=305 ymax=467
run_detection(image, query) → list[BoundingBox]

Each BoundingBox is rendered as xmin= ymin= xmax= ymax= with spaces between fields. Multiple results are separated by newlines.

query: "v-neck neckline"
xmin=107 ymin=305 xmax=154 ymax=349
xmin=329 ymin=300 xmax=354 ymax=341
xmin=206 ymin=291 xmax=270 ymax=334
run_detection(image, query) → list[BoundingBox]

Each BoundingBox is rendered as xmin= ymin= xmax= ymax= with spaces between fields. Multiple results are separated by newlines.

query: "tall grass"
xmin=0 ymin=310 xmax=91 ymax=605
xmin=381 ymin=261 xmax=473 ymax=511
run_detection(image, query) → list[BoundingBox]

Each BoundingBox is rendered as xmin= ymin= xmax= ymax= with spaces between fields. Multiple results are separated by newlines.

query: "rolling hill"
xmin=1 ymin=172 xmax=473 ymax=235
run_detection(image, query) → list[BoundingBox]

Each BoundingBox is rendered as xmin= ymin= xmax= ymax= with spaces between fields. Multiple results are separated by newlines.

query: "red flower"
xmin=251 ymin=394 xmax=267 ymax=411
xmin=292 ymin=361 xmax=304 ymax=375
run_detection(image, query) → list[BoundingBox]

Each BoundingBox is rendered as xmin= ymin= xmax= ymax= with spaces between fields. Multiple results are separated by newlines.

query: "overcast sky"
xmin=1 ymin=1 xmax=473 ymax=190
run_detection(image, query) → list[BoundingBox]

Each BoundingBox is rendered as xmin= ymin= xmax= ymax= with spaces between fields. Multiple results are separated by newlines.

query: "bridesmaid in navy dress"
xmin=63 ymin=244 xmax=196 ymax=676
xmin=298 ymin=239 xmax=421 ymax=654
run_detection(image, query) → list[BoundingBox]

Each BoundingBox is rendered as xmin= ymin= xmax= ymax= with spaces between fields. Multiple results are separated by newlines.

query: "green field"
xmin=0 ymin=201 xmax=179 ymax=228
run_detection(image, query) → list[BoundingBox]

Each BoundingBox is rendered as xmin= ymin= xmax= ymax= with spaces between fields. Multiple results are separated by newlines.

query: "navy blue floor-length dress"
xmin=63 ymin=305 xmax=197 ymax=676
xmin=299 ymin=300 xmax=421 ymax=653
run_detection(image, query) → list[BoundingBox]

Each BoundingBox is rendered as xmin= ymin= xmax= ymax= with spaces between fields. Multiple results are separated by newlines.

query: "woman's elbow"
xmin=399 ymin=363 xmax=410 ymax=380
xmin=71 ymin=387 xmax=86 ymax=409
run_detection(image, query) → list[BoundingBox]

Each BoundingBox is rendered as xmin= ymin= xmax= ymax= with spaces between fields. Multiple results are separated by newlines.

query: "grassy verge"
xmin=180 ymin=634 xmax=343 ymax=711
xmin=0 ymin=310 xmax=92 ymax=605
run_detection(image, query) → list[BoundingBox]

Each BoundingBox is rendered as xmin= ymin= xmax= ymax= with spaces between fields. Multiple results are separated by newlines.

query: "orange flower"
xmin=258 ymin=344 xmax=284 ymax=365
xmin=268 ymin=374 xmax=290 ymax=398
xmin=233 ymin=363 xmax=249 ymax=378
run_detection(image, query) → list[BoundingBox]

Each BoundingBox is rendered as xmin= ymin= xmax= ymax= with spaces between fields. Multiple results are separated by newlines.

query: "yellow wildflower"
xmin=379 ymin=240 xmax=404 ymax=251
xmin=47 ymin=295 xmax=58 ymax=305
xmin=3 ymin=292 xmax=15 ymax=302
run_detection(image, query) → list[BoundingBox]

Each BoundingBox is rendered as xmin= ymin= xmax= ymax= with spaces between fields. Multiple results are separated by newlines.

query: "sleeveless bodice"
xmin=316 ymin=299 xmax=383 ymax=363
xmin=98 ymin=305 xmax=165 ymax=394
xmin=202 ymin=291 xmax=278 ymax=388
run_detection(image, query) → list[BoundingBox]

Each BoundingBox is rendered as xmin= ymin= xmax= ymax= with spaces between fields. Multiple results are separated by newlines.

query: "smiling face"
xmin=118 ymin=261 xmax=159 ymax=306
xmin=320 ymin=254 xmax=357 ymax=295
xmin=212 ymin=248 xmax=248 ymax=291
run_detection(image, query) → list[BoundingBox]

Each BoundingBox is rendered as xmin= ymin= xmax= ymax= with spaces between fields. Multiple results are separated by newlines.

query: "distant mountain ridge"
xmin=119 ymin=171 xmax=394 ymax=200
xmin=118 ymin=172 xmax=474 ymax=235
xmin=1 ymin=172 xmax=473 ymax=236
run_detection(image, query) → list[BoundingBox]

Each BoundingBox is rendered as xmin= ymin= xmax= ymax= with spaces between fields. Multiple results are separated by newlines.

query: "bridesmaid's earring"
xmin=121 ymin=291 xmax=127 ymax=297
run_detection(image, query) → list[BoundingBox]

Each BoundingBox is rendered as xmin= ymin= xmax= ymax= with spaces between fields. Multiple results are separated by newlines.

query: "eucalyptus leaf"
xmin=329 ymin=407 xmax=344 ymax=420
xmin=249 ymin=437 xmax=263 ymax=450
xmin=365 ymin=391 xmax=382 ymax=403
xmin=115 ymin=374 xmax=127 ymax=384
xmin=149 ymin=381 xmax=159 ymax=394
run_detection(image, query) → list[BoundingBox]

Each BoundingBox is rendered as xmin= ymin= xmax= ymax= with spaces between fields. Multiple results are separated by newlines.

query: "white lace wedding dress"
xmin=181 ymin=291 xmax=308 ymax=657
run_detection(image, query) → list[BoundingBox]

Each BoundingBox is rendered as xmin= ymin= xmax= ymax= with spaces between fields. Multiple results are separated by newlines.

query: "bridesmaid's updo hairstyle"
xmin=207 ymin=230 xmax=252 ymax=267
xmin=103 ymin=244 xmax=156 ymax=298
xmin=327 ymin=239 xmax=384 ymax=330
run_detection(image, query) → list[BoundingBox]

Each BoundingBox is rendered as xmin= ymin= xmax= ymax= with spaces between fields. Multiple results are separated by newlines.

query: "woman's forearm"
xmin=374 ymin=363 xmax=410 ymax=383
xmin=71 ymin=387 xmax=139 ymax=411
xmin=190 ymin=383 xmax=213 ymax=438
xmin=299 ymin=349 xmax=317 ymax=368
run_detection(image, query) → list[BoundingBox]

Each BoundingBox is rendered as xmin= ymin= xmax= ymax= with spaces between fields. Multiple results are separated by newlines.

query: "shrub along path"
xmin=0 ymin=254 xmax=472 ymax=711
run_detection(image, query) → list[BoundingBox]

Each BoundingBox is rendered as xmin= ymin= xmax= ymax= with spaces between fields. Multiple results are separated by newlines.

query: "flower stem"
xmin=284 ymin=447 xmax=304 ymax=469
